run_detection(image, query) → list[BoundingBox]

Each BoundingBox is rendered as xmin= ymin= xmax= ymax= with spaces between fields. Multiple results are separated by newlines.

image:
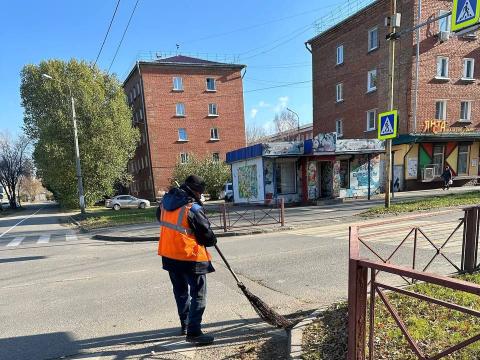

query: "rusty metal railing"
xmin=348 ymin=206 xmax=480 ymax=359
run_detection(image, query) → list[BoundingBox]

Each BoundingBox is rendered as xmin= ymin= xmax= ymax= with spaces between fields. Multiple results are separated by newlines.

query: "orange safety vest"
xmin=158 ymin=204 xmax=212 ymax=262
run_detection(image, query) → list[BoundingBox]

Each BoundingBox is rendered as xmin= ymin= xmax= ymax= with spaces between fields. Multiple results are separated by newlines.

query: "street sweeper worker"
xmin=156 ymin=174 xmax=217 ymax=345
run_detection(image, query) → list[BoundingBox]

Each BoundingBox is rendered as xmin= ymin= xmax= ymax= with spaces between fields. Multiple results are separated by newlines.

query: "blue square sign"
xmin=378 ymin=110 xmax=398 ymax=140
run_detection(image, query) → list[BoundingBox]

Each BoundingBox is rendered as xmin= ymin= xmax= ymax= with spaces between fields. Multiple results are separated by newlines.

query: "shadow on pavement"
xmin=0 ymin=311 xmax=315 ymax=360
xmin=0 ymin=256 xmax=46 ymax=264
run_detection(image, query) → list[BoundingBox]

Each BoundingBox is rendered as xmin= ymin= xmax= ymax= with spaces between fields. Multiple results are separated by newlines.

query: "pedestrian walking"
xmin=156 ymin=175 xmax=217 ymax=345
xmin=441 ymin=165 xmax=453 ymax=190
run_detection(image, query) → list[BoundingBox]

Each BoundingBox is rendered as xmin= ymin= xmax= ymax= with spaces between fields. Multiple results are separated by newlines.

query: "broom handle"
xmin=214 ymin=244 xmax=242 ymax=284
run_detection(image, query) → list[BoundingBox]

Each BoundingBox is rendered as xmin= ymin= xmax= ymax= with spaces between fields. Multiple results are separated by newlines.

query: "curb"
xmin=288 ymin=306 xmax=328 ymax=359
xmin=92 ymin=225 xmax=295 ymax=242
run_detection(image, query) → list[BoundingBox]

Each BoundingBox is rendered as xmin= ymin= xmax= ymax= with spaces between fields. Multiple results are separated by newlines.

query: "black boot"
xmin=186 ymin=331 xmax=214 ymax=345
xmin=180 ymin=321 xmax=187 ymax=336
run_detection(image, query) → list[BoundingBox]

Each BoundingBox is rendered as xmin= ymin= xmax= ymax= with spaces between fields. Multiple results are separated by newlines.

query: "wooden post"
xmin=280 ymin=198 xmax=285 ymax=227
xmin=222 ymin=204 xmax=228 ymax=233
xmin=463 ymin=206 xmax=479 ymax=273
xmin=348 ymin=227 xmax=368 ymax=359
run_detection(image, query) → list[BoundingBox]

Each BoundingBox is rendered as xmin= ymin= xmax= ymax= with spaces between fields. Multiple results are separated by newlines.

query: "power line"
xmin=94 ymin=0 xmax=122 ymax=67
xmin=179 ymin=3 xmax=340 ymax=46
xmin=108 ymin=0 xmax=140 ymax=73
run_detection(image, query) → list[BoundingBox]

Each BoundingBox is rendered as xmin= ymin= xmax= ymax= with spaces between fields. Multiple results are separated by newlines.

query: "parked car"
xmin=105 ymin=195 xmax=150 ymax=210
xmin=220 ymin=183 xmax=233 ymax=202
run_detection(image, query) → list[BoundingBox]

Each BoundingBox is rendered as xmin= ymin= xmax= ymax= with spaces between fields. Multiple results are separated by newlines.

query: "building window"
xmin=139 ymin=108 xmax=144 ymax=121
xmin=176 ymin=103 xmax=186 ymax=116
xmin=460 ymin=101 xmax=472 ymax=121
xmin=129 ymin=91 xmax=133 ymax=103
xmin=367 ymin=69 xmax=377 ymax=92
xmin=178 ymin=128 xmax=188 ymax=141
xmin=432 ymin=144 xmax=444 ymax=174
xmin=435 ymin=100 xmax=447 ymax=120
xmin=180 ymin=153 xmax=189 ymax=164
xmin=335 ymin=83 xmax=343 ymax=102
xmin=368 ymin=27 xmax=378 ymax=52
xmin=336 ymin=119 xmax=343 ymax=137
xmin=336 ymin=45 xmax=344 ymax=65
xmin=208 ymin=103 xmax=218 ymax=116
xmin=212 ymin=152 xmax=220 ymax=162
xmin=463 ymin=58 xmax=475 ymax=79
xmin=206 ymin=78 xmax=216 ymax=91
xmin=275 ymin=160 xmax=297 ymax=195
xmin=173 ymin=77 xmax=183 ymax=91
xmin=210 ymin=128 xmax=219 ymax=140
xmin=436 ymin=56 xmax=449 ymax=78
xmin=136 ymin=83 xmax=141 ymax=96
xmin=366 ymin=109 xmax=376 ymax=131
xmin=458 ymin=145 xmax=469 ymax=175
xmin=339 ymin=160 xmax=350 ymax=189
xmin=439 ymin=10 xmax=451 ymax=33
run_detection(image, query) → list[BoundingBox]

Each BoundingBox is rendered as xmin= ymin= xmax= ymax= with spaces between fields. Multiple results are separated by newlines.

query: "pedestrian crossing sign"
xmin=452 ymin=0 xmax=480 ymax=32
xmin=378 ymin=110 xmax=398 ymax=140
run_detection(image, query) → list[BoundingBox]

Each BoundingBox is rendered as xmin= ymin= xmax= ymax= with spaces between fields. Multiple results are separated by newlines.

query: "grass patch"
xmin=302 ymin=272 xmax=480 ymax=359
xmin=361 ymin=191 xmax=480 ymax=217
xmin=72 ymin=206 xmax=157 ymax=230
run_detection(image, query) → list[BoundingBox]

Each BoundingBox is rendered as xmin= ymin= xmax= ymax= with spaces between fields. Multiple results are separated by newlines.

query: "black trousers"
xmin=168 ymin=271 xmax=207 ymax=334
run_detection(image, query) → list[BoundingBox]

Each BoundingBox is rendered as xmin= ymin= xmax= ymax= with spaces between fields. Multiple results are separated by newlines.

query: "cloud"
xmin=250 ymin=108 xmax=258 ymax=119
xmin=274 ymin=96 xmax=289 ymax=113
xmin=258 ymin=100 xmax=271 ymax=108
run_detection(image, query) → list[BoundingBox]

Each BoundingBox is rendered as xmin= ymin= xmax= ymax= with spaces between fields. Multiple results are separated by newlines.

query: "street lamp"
xmin=42 ymin=73 xmax=86 ymax=214
xmin=286 ymin=107 xmax=300 ymax=141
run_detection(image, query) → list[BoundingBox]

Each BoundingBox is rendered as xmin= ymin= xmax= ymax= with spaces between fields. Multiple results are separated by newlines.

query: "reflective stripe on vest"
xmin=159 ymin=206 xmax=193 ymax=235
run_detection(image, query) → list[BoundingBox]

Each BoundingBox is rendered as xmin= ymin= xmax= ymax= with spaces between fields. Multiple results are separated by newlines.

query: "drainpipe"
xmin=137 ymin=61 xmax=156 ymax=201
xmin=412 ymin=0 xmax=422 ymax=133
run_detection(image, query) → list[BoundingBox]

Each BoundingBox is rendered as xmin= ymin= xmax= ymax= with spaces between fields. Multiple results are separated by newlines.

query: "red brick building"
xmin=307 ymin=0 xmax=480 ymax=189
xmin=123 ymin=56 xmax=246 ymax=199
xmin=261 ymin=123 xmax=313 ymax=142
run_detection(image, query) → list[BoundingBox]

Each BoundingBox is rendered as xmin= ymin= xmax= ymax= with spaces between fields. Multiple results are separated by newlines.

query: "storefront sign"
xmin=313 ymin=133 xmax=337 ymax=153
xmin=336 ymin=139 xmax=384 ymax=153
xmin=422 ymin=120 xmax=476 ymax=134
xmin=263 ymin=142 xmax=304 ymax=156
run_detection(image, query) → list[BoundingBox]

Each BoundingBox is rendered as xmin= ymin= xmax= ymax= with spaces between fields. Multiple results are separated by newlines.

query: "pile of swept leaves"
xmin=362 ymin=191 xmax=480 ymax=217
xmin=302 ymin=273 xmax=480 ymax=359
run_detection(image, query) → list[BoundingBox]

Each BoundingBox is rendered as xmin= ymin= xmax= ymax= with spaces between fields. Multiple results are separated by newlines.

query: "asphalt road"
xmin=0 ymin=201 xmax=469 ymax=360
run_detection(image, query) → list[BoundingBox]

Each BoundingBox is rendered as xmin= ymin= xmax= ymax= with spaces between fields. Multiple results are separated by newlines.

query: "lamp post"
xmin=42 ymin=73 xmax=86 ymax=214
xmin=286 ymin=107 xmax=300 ymax=141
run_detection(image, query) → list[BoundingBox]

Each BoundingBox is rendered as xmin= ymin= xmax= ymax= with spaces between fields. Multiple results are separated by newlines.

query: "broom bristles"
xmin=238 ymin=283 xmax=294 ymax=329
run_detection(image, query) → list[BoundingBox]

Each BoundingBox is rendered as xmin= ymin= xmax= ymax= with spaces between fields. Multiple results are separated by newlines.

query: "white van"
xmin=220 ymin=183 xmax=233 ymax=202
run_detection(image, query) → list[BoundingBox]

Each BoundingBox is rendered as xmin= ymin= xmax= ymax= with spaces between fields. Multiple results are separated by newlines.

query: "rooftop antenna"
xmin=176 ymin=44 xmax=180 ymax=55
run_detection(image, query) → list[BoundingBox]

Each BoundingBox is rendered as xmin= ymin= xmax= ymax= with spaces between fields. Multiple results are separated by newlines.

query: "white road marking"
xmin=37 ymin=234 xmax=51 ymax=244
xmin=66 ymin=231 xmax=77 ymax=242
xmin=0 ymin=207 xmax=44 ymax=238
xmin=7 ymin=237 xmax=25 ymax=247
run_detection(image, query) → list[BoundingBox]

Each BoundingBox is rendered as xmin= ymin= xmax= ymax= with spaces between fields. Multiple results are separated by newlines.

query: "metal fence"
xmin=205 ymin=198 xmax=285 ymax=232
xmin=348 ymin=206 xmax=480 ymax=359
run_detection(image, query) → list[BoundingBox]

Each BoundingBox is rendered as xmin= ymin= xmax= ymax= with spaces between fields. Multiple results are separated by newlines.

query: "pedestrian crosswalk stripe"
xmin=7 ymin=237 xmax=25 ymax=247
xmin=66 ymin=231 xmax=77 ymax=242
xmin=37 ymin=234 xmax=50 ymax=244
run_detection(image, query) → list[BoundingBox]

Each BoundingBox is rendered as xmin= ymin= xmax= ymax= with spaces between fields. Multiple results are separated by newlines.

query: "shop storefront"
xmin=392 ymin=122 xmax=480 ymax=190
xmin=226 ymin=133 xmax=385 ymax=204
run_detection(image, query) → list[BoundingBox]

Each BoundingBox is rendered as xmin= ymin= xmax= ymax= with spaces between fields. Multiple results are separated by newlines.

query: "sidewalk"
xmin=89 ymin=185 xmax=478 ymax=241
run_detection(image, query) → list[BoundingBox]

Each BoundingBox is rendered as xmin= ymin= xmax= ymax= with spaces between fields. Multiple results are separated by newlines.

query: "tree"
xmin=0 ymin=133 xmax=32 ymax=209
xmin=171 ymin=155 xmax=231 ymax=200
xmin=246 ymin=123 xmax=267 ymax=146
xmin=19 ymin=176 xmax=44 ymax=202
xmin=21 ymin=59 xmax=139 ymax=208
xmin=273 ymin=109 xmax=298 ymax=139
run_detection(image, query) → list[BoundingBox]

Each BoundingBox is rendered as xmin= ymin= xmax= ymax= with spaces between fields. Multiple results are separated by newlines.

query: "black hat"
xmin=184 ymin=175 xmax=206 ymax=193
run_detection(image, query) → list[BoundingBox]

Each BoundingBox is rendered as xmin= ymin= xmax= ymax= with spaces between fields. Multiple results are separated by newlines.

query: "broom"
xmin=214 ymin=244 xmax=294 ymax=330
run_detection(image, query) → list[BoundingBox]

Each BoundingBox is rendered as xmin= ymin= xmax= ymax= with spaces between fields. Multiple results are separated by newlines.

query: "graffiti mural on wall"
xmin=336 ymin=139 xmax=384 ymax=153
xmin=238 ymin=164 xmax=258 ymax=199
xmin=307 ymin=161 xmax=318 ymax=200
xmin=333 ymin=161 xmax=341 ymax=197
xmin=263 ymin=142 xmax=304 ymax=156
xmin=340 ymin=155 xmax=381 ymax=198
xmin=313 ymin=133 xmax=337 ymax=153
xmin=263 ymin=159 xmax=274 ymax=196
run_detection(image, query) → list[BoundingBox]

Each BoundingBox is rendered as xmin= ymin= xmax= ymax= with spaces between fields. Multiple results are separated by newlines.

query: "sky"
xmin=1 ymin=0 xmax=348 ymax=136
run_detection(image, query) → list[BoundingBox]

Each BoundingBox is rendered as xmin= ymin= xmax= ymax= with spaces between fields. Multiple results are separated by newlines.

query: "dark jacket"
xmin=157 ymin=186 xmax=217 ymax=274
xmin=441 ymin=168 xmax=453 ymax=181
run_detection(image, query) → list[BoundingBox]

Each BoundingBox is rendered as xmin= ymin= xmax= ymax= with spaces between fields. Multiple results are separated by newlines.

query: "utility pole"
xmin=385 ymin=0 xmax=398 ymax=208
